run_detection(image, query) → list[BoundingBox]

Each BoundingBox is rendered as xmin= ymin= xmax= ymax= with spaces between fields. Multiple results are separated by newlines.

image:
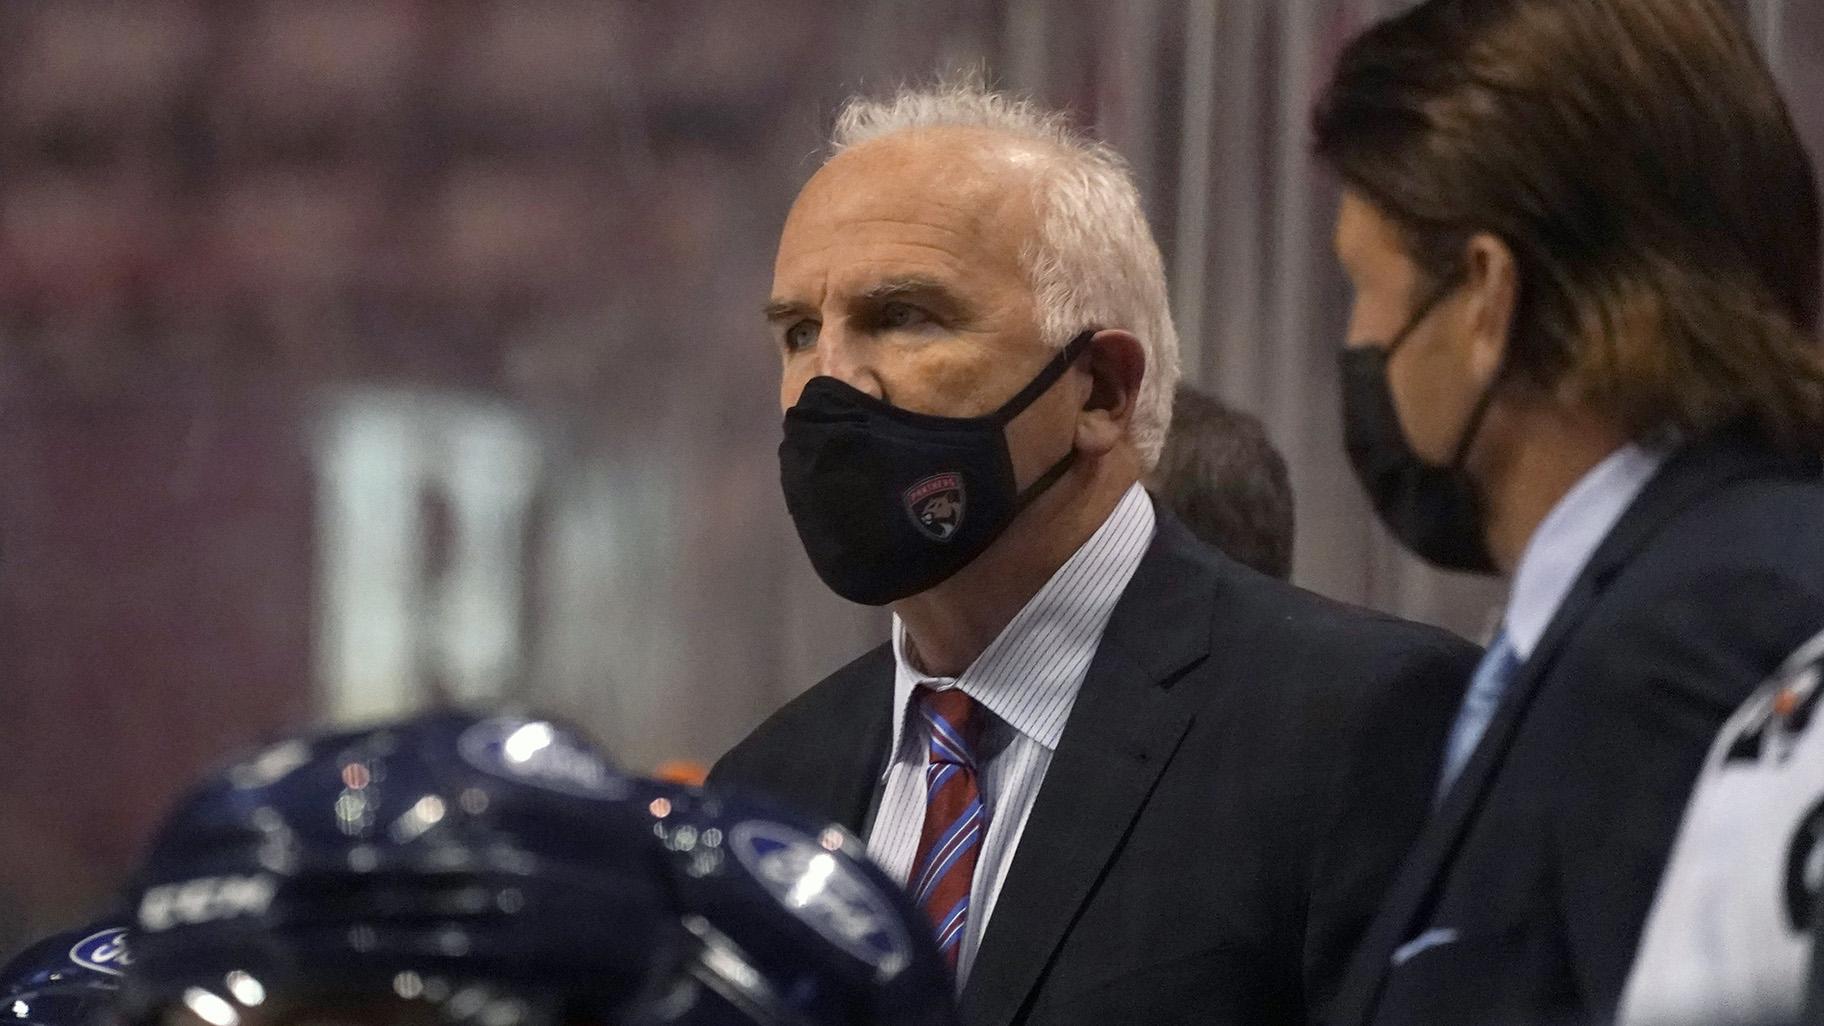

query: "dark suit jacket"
xmin=1330 ymin=432 xmax=1824 ymax=1026
xmin=1811 ymin=913 xmax=1824 ymax=1024
xmin=711 ymin=508 xmax=1480 ymax=1026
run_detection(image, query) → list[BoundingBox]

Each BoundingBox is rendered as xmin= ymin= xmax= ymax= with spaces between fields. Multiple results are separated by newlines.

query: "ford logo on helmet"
xmin=730 ymin=821 xmax=912 ymax=980
xmin=458 ymin=718 xmax=627 ymax=800
xmin=67 ymin=928 xmax=131 ymax=977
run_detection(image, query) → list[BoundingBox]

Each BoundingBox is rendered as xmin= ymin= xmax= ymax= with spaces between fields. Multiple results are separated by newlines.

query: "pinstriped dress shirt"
xmin=869 ymin=483 xmax=1156 ymax=985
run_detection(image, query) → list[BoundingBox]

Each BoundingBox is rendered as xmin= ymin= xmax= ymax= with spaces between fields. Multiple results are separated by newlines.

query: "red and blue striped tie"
xmin=910 ymin=686 xmax=986 ymax=968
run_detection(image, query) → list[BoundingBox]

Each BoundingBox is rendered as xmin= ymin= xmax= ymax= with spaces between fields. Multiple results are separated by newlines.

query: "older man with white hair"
xmin=710 ymin=82 xmax=1478 ymax=1026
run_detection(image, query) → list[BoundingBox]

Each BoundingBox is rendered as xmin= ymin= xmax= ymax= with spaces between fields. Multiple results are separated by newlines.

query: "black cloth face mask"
xmin=779 ymin=330 xmax=1095 ymax=606
xmin=1338 ymin=279 xmax=1503 ymax=574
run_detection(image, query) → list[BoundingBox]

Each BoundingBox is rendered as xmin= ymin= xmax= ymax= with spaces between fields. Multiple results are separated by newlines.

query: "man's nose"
xmin=807 ymin=325 xmax=886 ymax=400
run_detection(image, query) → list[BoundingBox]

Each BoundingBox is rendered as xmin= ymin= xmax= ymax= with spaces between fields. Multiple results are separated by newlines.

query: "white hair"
xmin=830 ymin=81 xmax=1181 ymax=468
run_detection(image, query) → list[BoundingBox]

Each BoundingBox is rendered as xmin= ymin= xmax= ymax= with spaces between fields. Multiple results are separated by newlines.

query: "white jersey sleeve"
xmin=1617 ymin=627 xmax=1824 ymax=1026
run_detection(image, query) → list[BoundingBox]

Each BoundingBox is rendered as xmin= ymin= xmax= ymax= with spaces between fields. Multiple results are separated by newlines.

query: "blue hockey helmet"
xmin=120 ymin=711 xmax=955 ymax=1026
xmin=640 ymin=784 xmax=956 ymax=1026
xmin=2 ymin=921 xmax=130 ymax=1026
xmin=121 ymin=711 xmax=674 ymax=1026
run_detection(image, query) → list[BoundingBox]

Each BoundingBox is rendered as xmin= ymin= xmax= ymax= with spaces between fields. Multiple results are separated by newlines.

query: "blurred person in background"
xmin=712 ymin=81 xmax=1478 ymax=1026
xmin=1144 ymin=383 xmax=1296 ymax=580
xmin=120 ymin=711 xmax=958 ymax=1026
xmin=1313 ymin=1 xmax=1824 ymax=1024
xmin=1618 ymin=627 xmax=1824 ymax=1026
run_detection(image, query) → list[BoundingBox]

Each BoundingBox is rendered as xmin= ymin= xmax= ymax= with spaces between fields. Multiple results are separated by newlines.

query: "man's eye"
xmin=878 ymin=302 xmax=927 ymax=330
xmin=783 ymin=321 xmax=819 ymax=352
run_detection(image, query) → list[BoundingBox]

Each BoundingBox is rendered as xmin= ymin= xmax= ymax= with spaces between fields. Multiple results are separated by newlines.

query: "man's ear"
xmin=1076 ymin=329 xmax=1146 ymax=456
xmin=1461 ymin=232 xmax=1519 ymax=384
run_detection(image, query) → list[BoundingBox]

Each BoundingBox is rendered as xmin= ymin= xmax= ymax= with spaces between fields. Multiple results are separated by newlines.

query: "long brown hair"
xmin=1314 ymin=0 xmax=1824 ymax=451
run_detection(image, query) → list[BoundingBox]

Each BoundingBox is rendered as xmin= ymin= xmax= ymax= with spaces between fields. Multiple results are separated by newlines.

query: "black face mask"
xmin=1338 ymin=281 xmax=1502 ymax=575
xmin=778 ymin=330 xmax=1095 ymax=606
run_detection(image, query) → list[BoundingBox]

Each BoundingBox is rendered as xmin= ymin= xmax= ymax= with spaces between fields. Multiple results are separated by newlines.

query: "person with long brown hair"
xmin=1312 ymin=1 xmax=1824 ymax=1024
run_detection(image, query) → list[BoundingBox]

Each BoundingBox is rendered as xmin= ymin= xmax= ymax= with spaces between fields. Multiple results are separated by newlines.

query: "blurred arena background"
xmin=0 ymin=0 xmax=1819 ymax=954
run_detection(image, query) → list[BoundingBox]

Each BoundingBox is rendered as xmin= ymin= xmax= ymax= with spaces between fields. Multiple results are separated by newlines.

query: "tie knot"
xmin=918 ymin=686 xmax=980 ymax=766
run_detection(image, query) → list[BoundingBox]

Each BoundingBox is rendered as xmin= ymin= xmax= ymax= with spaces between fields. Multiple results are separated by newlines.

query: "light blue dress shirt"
xmin=1435 ymin=443 xmax=1668 ymax=799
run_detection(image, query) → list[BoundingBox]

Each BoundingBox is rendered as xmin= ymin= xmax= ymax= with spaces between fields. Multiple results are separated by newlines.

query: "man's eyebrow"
xmin=854 ymin=277 xmax=956 ymax=305
xmin=763 ymin=299 xmax=812 ymax=324
xmin=764 ymin=277 xmax=966 ymax=323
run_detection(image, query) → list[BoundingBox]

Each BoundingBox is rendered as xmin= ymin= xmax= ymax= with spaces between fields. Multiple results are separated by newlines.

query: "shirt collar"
xmin=884 ymin=483 xmax=1156 ymax=773
xmin=1504 ymin=443 xmax=1667 ymax=659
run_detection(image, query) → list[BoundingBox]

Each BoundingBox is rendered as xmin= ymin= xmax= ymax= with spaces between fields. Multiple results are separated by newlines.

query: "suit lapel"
xmin=811 ymin=648 xmax=896 ymax=833
xmin=959 ymin=517 xmax=1214 ymax=1026
xmin=1335 ymin=432 xmax=1818 ymax=1026
xmin=1332 ymin=571 xmax=1598 ymax=1025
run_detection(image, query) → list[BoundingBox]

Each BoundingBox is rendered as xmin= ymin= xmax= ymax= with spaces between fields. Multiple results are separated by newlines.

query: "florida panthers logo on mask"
xmin=903 ymin=473 xmax=965 ymax=541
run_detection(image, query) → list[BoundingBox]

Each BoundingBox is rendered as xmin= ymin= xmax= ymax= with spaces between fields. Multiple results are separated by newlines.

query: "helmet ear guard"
xmin=612 ymin=916 xmax=817 ymax=1026
xmin=641 ymin=793 xmax=957 ymax=1026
